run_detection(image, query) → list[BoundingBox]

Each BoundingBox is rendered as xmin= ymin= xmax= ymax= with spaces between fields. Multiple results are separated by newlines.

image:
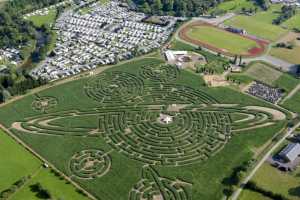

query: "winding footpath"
xmin=231 ymin=121 xmax=300 ymax=200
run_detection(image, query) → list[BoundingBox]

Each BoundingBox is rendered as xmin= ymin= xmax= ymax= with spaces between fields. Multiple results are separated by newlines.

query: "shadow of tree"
xmin=288 ymin=186 xmax=300 ymax=197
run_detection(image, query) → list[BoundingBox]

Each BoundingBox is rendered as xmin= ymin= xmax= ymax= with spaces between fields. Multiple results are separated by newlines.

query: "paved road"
xmin=243 ymin=55 xmax=297 ymax=73
xmin=192 ymin=13 xmax=236 ymax=25
xmin=231 ymin=121 xmax=300 ymax=200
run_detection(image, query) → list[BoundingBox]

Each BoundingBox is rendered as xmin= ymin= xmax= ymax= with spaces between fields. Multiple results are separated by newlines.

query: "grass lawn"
xmin=0 ymin=129 xmax=41 ymax=190
xmin=283 ymin=91 xmax=300 ymax=113
xmin=252 ymin=163 xmax=300 ymax=200
xmin=211 ymin=0 xmax=257 ymax=13
xmin=275 ymin=73 xmax=300 ymax=93
xmin=11 ymin=168 xmax=89 ymax=200
xmin=186 ymin=26 xmax=259 ymax=54
xmin=239 ymin=189 xmax=272 ymax=200
xmin=27 ymin=9 xmax=57 ymax=27
xmin=224 ymin=6 xmax=288 ymax=41
xmin=269 ymin=46 xmax=300 ymax=64
xmin=283 ymin=13 xmax=300 ymax=30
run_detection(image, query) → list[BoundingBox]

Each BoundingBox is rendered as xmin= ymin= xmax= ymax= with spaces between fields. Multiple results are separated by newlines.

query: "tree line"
xmin=130 ymin=0 xmax=221 ymax=17
xmin=273 ymin=5 xmax=297 ymax=25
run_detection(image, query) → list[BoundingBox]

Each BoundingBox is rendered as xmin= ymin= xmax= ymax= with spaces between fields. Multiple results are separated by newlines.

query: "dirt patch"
xmin=245 ymin=106 xmax=286 ymax=121
xmin=277 ymin=31 xmax=300 ymax=44
xmin=203 ymin=74 xmax=230 ymax=87
xmin=167 ymin=104 xmax=189 ymax=112
xmin=153 ymin=194 xmax=163 ymax=200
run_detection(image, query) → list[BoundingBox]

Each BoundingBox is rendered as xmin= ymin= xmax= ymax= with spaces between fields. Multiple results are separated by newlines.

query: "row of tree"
xmin=131 ymin=0 xmax=221 ymax=17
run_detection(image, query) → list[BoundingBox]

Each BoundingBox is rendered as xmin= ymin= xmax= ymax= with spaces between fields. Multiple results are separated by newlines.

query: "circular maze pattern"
xmin=139 ymin=64 xmax=179 ymax=83
xmin=84 ymin=71 xmax=144 ymax=104
xmin=69 ymin=149 xmax=111 ymax=179
xmin=100 ymin=108 xmax=231 ymax=166
xmin=32 ymin=96 xmax=58 ymax=112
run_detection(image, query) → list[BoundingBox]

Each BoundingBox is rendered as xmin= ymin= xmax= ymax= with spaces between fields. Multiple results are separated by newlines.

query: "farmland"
xmin=0 ymin=57 xmax=290 ymax=200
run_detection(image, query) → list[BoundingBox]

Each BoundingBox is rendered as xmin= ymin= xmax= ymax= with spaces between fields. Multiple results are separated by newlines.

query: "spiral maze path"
xmin=84 ymin=71 xmax=144 ymax=104
xmin=69 ymin=149 xmax=111 ymax=179
xmin=129 ymin=166 xmax=192 ymax=200
xmin=9 ymin=67 xmax=287 ymax=199
xmin=32 ymin=96 xmax=58 ymax=113
xmin=139 ymin=64 xmax=180 ymax=83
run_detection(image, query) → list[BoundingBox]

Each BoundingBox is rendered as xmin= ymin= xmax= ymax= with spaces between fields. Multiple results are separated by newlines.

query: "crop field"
xmin=27 ymin=9 xmax=57 ymax=27
xmin=270 ymin=46 xmax=300 ymax=64
xmin=179 ymin=22 xmax=267 ymax=57
xmin=224 ymin=7 xmax=288 ymax=42
xmin=244 ymin=62 xmax=282 ymax=85
xmin=0 ymin=58 xmax=289 ymax=200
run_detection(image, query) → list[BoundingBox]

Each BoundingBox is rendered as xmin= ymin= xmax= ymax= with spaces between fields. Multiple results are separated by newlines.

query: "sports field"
xmin=179 ymin=23 xmax=266 ymax=57
xmin=224 ymin=7 xmax=288 ymax=42
xmin=186 ymin=26 xmax=258 ymax=54
xmin=0 ymin=58 xmax=289 ymax=200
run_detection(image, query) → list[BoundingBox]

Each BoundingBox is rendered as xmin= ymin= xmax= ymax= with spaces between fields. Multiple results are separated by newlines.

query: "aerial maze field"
xmin=0 ymin=59 xmax=289 ymax=200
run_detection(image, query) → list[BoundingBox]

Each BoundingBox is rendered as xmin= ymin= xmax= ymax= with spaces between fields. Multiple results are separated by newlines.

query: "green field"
xmin=224 ymin=6 xmax=288 ymax=41
xmin=27 ymin=9 xmax=57 ymax=27
xmin=239 ymin=189 xmax=272 ymax=200
xmin=186 ymin=26 xmax=259 ymax=54
xmin=211 ymin=0 xmax=257 ymax=13
xmin=244 ymin=62 xmax=282 ymax=85
xmin=283 ymin=91 xmax=300 ymax=113
xmin=0 ymin=130 xmax=40 ymax=190
xmin=283 ymin=13 xmax=300 ymax=30
xmin=11 ymin=169 xmax=89 ymax=200
xmin=270 ymin=46 xmax=300 ymax=64
xmin=251 ymin=163 xmax=300 ymax=200
xmin=0 ymin=58 xmax=289 ymax=200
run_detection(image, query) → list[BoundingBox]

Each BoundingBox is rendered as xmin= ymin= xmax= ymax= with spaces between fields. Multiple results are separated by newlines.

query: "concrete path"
xmin=231 ymin=122 xmax=300 ymax=200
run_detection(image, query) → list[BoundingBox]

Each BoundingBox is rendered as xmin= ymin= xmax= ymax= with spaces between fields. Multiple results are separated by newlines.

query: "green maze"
xmin=99 ymin=107 xmax=231 ymax=166
xmin=69 ymin=149 xmax=111 ymax=179
xmin=129 ymin=166 xmax=191 ymax=200
xmin=32 ymin=96 xmax=58 ymax=113
xmin=139 ymin=64 xmax=180 ymax=83
xmin=84 ymin=71 xmax=144 ymax=104
xmin=6 ymin=63 xmax=287 ymax=200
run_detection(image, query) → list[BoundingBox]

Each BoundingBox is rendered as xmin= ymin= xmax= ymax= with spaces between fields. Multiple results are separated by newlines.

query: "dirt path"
xmin=230 ymin=121 xmax=300 ymax=200
xmin=280 ymin=83 xmax=300 ymax=104
xmin=0 ymin=124 xmax=98 ymax=200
